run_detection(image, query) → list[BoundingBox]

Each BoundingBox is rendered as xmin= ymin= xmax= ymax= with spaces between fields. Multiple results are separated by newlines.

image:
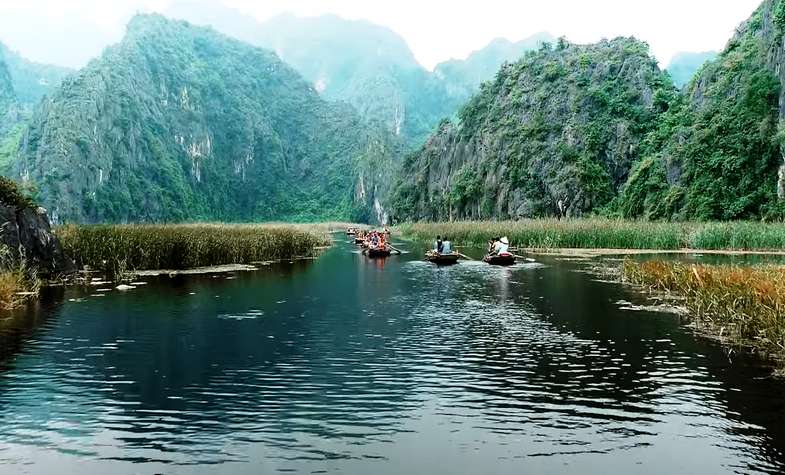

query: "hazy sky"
xmin=0 ymin=0 xmax=764 ymax=70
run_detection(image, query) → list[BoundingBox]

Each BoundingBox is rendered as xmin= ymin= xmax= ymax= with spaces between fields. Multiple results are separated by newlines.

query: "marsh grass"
xmin=56 ymin=223 xmax=331 ymax=277
xmin=0 ymin=246 xmax=40 ymax=310
xmin=398 ymin=219 xmax=785 ymax=251
xmin=622 ymin=260 xmax=785 ymax=368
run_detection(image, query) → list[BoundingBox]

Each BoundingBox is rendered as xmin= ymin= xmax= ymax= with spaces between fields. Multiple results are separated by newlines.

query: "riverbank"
xmin=622 ymin=260 xmax=785 ymax=373
xmin=398 ymin=219 xmax=785 ymax=251
xmin=55 ymin=223 xmax=332 ymax=280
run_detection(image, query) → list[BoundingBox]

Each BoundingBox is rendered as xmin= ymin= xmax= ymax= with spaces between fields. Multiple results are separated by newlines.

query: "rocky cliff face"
xmin=621 ymin=0 xmax=785 ymax=220
xmin=0 ymin=178 xmax=72 ymax=275
xmin=391 ymin=38 xmax=674 ymax=221
xmin=15 ymin=14 xmax=395 ymax=224
xmin=0 ymin=204 xmax=72 ymax=275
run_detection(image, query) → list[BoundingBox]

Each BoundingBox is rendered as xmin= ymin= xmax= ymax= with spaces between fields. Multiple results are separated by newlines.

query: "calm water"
xmin=1 ymin=238 xmax=785 ymax=474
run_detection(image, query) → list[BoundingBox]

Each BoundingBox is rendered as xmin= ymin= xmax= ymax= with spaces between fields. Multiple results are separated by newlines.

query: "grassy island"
xmin=56 ymin=223 xmax=332 ymax=277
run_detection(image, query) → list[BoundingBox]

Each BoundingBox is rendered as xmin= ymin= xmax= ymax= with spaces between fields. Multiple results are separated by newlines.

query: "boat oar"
xmin=389 ymin=245 xmax=404 ymax=255
xmin=456 ymin=252 xmax=474 ymax=261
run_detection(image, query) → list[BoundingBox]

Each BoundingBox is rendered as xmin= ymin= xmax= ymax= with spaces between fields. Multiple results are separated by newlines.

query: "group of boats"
xmin=347 ymin=228 xmax=518 ymax=267
xmin=347 ymin=228 xmax=396 ymax=258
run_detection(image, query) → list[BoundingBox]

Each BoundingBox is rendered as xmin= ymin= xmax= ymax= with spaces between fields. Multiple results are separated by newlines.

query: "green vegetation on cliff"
xmin=392 ymin=38 xmax=675 ymax=221
xmin=622 ymin=0 xmax=785 ymax=221
xmin=16 ymin=14 xmax=397 ymax=224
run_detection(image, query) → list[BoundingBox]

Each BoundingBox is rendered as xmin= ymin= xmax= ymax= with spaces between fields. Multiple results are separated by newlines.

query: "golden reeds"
xmin=398 ymin=219 xmax=785 ymax=251
xmin=622 ymin=260 xmax=785 ymax=366
xmin=56 ymin=223 xmax=331 ymax=276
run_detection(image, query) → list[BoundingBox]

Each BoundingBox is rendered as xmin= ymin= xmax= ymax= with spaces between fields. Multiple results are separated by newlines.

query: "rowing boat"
xmin=484 ymin=254 xmax=516 ymax=266
xmin=366 ymin=247 xmax=392 ymax=258
xmin=425 ymin=252 xmax=460 ymax=266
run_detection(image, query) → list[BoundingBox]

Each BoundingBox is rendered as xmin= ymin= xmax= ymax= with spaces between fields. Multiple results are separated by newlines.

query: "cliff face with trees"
xmin=392 ymin=0 xmax=785 ymax=223
xmin=391 ymin=38 xmax=675 ymax=221
xmin=14 ymin=15 xmax=397 ymax=224
xmin=621 ymin=0 xmax=785 ymax=221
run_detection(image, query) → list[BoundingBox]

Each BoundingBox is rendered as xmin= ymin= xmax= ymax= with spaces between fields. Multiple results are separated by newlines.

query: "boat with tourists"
xmin=484 ymin=236 xmax=516 ymax=266
xmin=483 ymin=254 xmax=516 ymax=266
xmin=425 ymin=250 xmax=460 ymax=266
xmin=366 ymin=246 xmax=393 ymax=258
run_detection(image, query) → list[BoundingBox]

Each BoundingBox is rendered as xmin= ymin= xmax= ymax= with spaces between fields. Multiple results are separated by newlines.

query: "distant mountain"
xmin=164 ymin=2 xmax=549 ymax=147
xmin=665 ymin=51 xmax=718 ymax=88
xmin=0 ymin=56 xmax=22 ymax=173
xmin=391 ymin=38 xmax=674 ymax=221
xmin=435 ymin=33 xmax=556 ymax=97
xmin=0 ymin=57 xmax=15 ymax=124
xmin=0 ymin=42 xmax=72 ymax=109
xmin=15 ymin=15 xmax=397 ymax=224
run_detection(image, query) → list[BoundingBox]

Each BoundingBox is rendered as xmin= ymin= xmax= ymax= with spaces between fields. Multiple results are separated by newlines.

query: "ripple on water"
xmin=0 ymin=245 xmax=783 ymax=474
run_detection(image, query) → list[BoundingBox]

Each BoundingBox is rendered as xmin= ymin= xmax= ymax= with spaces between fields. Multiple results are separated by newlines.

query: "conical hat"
xmin=500 ymin=237 xmax=509 ymax=245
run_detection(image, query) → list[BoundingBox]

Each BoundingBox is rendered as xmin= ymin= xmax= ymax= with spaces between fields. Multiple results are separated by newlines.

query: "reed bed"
xmin=0 ymin=246 xmax=40 ymax=310
xmin=56 ymin=223 xmax=331 ymax=276
xmin=622 ymin=260 xmax=785 ymax=367
xmin=398 ymin=219 xmax=785 ymax=251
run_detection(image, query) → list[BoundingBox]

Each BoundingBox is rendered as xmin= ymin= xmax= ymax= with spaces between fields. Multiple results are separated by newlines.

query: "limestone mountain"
xmin=391 ymin=37 xmax=675 ymax=221
xmin=0 ymin=57 xmax=15 ymax=129
xmin=0 ymin=42 xmax=72 ymax=110
xmin=434 ymin=33 xmax=555 ymax=98
xmin=164 ymin=3 xmax=549 ymax=148
xmin=15 ymin=14 xmax=397 ymax=224
xmin=0 ymin=57 xmax=21 ymax=173
xmin=665 ymin=51 xmax=718 ymax=88
xmin=621 ymin=0 xmax=785 ymax=220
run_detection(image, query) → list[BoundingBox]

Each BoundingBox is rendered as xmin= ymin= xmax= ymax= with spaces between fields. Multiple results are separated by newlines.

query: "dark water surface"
xmin=1 ymin=238 xmax=785 ymax=474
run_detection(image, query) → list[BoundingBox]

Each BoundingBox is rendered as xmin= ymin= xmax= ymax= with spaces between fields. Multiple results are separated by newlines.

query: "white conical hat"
xmin=500 ymin=237 xmax=509 ymax=245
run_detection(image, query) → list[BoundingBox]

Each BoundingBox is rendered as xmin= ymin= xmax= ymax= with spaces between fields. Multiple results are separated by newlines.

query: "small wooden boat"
xmin=484 ymin=254 xmax=516 ymax=266
xmin=426 ymin=251 xmax=460 ymax=266
xmin=366 ymin=247 xmax=392 ymax=258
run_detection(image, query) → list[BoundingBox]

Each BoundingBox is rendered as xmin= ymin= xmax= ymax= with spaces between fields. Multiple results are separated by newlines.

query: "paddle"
xmin=388 ymin=245 xmax=404 ymax=255
xmin=456 ymin=252 xmax=474 ymax=261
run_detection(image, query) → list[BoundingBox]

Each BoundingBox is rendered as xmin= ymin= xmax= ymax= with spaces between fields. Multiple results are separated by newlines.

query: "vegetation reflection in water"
xmin=0 ymin=240 xmax=784 ymax=474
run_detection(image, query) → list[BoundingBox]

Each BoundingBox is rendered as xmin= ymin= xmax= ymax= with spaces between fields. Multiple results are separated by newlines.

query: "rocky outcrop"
xmin=0 ymin=203 xmax=73 ymax=275
xmin=391 ymin=38 xmax=673 ymax=221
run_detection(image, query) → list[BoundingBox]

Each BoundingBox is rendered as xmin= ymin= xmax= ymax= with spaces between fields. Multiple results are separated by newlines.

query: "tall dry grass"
xmin=56 ymin=223 xmax=331 ymax=276
xmin=0 ymin=246 xmax=40 ymax=310
xmin=622 ymin=260 xmax=785 ymax=365
xmin=398 ymin=219 xmax=785 ymax=251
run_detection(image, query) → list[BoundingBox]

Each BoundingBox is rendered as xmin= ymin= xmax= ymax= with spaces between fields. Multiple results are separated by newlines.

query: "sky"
xmin=0 ymin=0 xmax=765 ymax=70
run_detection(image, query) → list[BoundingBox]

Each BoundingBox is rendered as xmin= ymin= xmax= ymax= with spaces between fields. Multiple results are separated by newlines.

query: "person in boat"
xmin=494 ymin=237 xmax=510 ymax=256
xmin=435 ymin=236 xmax=444 ymax=254
xmin=488 ymin=237 xmax=500 ymax=255
xmin=442 ymin=239 xmax=452 ymax=255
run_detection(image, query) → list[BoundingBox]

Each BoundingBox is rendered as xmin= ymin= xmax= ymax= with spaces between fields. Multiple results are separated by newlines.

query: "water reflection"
xmin=0 ymin=243 xmax=784 ymax=474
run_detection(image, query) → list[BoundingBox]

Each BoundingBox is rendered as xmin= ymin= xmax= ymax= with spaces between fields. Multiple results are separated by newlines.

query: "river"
xmin=0 ymin=236 xmax=784 ymax=474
